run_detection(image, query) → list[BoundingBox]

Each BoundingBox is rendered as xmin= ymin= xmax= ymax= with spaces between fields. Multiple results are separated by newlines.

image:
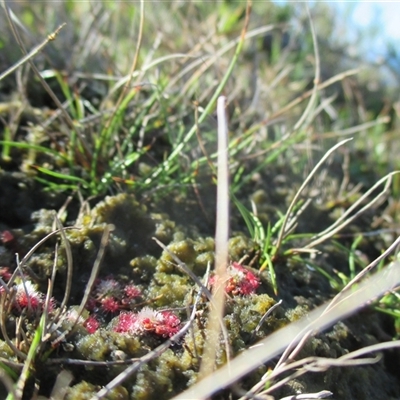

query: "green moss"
xmin=75 ymin=329 xmax=142 ymax=361
xmin=130 ymin=349 xmax=192 ymax=400
xmin=158 ymin=240 xmax=196 ymax=273
xmin=285 ymin=304 xmax=310 ymax=322
xmin=130 ymin=255 xmax=158 ymax=282
xmin=228 ymin=234 xmax=255 ymax=260
xmin=225 ymin=294 xmax=284 ymax=347
xmin=147 ymin=272 xmax=190 ymax=307
xmin=65 ymin=381 xmax=129 ymax=400
xmin=0 ymin=340 xmax=15 ymax=359
xmin=152 ymin=213 xmax=176 ymax=243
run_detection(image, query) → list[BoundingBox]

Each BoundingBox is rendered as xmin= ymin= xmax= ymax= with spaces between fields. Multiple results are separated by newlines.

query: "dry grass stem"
xmin=199 ymin=95 xmax=230 ymax=379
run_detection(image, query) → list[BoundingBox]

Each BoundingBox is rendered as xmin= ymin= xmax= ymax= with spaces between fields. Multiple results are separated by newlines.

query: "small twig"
xmin=42 ymin=242 xmax=58 ymax=341
xmin=55 ymin=216 xmax=73 ymax=313
xmin=280 ymin=391 xmax=333 ymax=400
xmin=0 ymin=15 xmax=65 ymax=82
xmin=250 ymin=299 xmax=282 ymax=342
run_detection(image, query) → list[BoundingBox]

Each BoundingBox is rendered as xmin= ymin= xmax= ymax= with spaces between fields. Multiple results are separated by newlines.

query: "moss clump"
xmin=75 ymin=329 xmax=143 ymax=361
xmin=0 ymin=339 xmax=15 ymax=359
xmin=130 ymin=349 xmax=193 ymax=400
xmin=228 ymin=234 xmax=255 ymax=260
xmin=157 ymin=239 xmax=197 ymax=273
xmin=223 ymin=294 xmax=284 ymax=350
xmin=146 ymin=272 xmax=190 ymax=308
xmin=65 ymin=381 xmax=129 ymax=400
xmin=130 ymin=255 xmax=158 ymax=282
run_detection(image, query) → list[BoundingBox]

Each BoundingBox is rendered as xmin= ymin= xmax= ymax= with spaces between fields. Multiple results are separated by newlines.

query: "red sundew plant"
xmin=0 ymin=230 xmax=15 ymax=245
xmin=0 ymin=267 xmax=12 ymax=282
xmin=14 ymin=280 xmax=44 ymax=311
xmin=83 ymin=315 xmax=100 ymax=334
xmin=114 ymin=307 xmax=181 ymax=338
xmin=94 ymin=276 xmax=122 ymax=299
xmin=90 ymin=275 xmax=142 ymax=314
xmin=210 ymin=262 xmax=260 ymax=296
xmin=100 ymin=296 xmax=121 ymax=313
xmin=124 ymin=284 xmax=142 ymax=299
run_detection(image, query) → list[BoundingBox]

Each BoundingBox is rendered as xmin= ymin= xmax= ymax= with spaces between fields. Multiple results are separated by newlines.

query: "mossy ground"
xmin=0 ymin=2 xmax=400 ymax=399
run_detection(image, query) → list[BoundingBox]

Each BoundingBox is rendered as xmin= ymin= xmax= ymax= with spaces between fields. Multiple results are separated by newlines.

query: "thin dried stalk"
xmin=0 ymin=5 xmax=65 ymax=82
xmin=199 ymin=95 xmax=230 ymax=379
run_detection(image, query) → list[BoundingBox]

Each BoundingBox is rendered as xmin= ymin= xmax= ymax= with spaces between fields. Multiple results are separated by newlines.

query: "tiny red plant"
xmin=100 ymin=296 xmax=120 ymax=313
xmin=210 ymin=262 xmax=260 ymax=296
xmin=114 ymin=312 xmax=138 ymax=334
xmin=84 ymin=315 xmax=100 ymax=334
xmin=14 ymin=281 xmax=44 ymax=311
xmin=124 ymin=284 xmax=141 ymax=299
xmin=0 ymin=230 xmax=15 ymax=244
xmin=114 ymin=307 xmax=181 ymax=337
xmin=0 ymin=267 xmax=12 ymax=282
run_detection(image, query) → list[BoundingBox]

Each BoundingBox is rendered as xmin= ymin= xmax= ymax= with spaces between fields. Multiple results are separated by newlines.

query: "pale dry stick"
xmin=0 ymin=289 xmax=26 ymax=361
xmin=305 ymin=171 xmax=400 ymax=250
xmin=282 ymin=198 xmax=313 ymax=240
xmin=46 ymin=358 xmax=140 ymax=367
xmin=293 ymin=5 xmax=321 ymax=132
xmin=92 ymin=276 xmax=203 ymax=399
xmin=325 ymin=236 xmax=400 ymax=313
xmin=42 ymin=242 xmax=58 ymax=341
xmin=249 ymin=299 xmax=283 ymax=343
xmin=0 ymin=17 xmax=65 ymax=82
xmin=152 ymin=239 xmax=233 ymax=356
xmin=312 ymin=93 xmax=337 ymax=121
xmin=280 ymin=391 xmax=332 ymax=400
xmin=171 ymin=263 xmax=400 ymax=400
xmin=323 ymin=115 xmax=390 ymax=138
xmin=274 ymin=138 xmax=353 ymax=255
xmin=258 ymin=68 xmax=360 ymax=131
xmin=152 ymin=238 xmax=213 ymax=300
xmin=52 ymin=215 xmax=74 ymax=319
xmin=199 ymin=95 xmax=231 ymax=379
xmin=50 ymin=370 xmax=74 ymax=400
xmin=244 ymin=349 xmax=376 ymax=399
xmin=241 ymin=69 xmax=361 ymax=164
